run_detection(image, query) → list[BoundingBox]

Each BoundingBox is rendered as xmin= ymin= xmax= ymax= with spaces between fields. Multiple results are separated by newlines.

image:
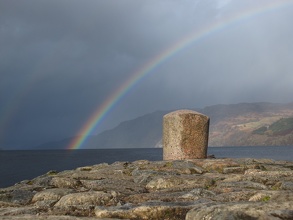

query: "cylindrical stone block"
xmin=163 ymin=110 xmax=209 ymax=160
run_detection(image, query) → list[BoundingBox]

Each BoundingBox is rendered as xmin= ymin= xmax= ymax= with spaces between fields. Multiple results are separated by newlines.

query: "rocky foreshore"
xmin=1 ymin=158 xmax=293 ymax=219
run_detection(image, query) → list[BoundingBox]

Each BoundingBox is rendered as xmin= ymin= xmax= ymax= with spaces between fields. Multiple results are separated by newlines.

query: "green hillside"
xmin=252 ymin=118 xmax=293 ymax=136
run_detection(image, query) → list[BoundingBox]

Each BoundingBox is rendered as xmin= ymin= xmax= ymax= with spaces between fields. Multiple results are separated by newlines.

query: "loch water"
xmin=0 ymin=146 xmax=292 ymax=188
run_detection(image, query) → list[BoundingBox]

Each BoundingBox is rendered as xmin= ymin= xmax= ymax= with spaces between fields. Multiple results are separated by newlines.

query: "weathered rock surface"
xmin=1 ymin=158 xmax=293 ymax=219
xmin=163 ymin=110 xmax=210 ymax=160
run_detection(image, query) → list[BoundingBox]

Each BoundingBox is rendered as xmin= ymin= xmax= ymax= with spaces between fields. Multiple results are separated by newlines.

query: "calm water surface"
xmin=0 ymin=146 xmax=292 ymax=188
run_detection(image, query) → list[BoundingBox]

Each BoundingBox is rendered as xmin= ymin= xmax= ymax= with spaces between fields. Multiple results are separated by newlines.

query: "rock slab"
xmin=0 ymin=158 xmax=293 ymax=219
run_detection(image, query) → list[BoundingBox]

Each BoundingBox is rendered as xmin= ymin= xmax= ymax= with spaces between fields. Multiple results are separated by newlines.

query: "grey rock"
xmin=32 ymin=188 xmax=74 ymax=203
xmin=223 ymin=166 xmax=246 ymax=174
xmin=217 ymin=181 xmax=267 ymax=190
xmin=269 ymin=209 xmax=293 ymax=219
xmin=0 ymin=206 xmax=39 ymax=216
xmin=95 ymin=201 xmax=206 ymax=220
xmin=277 ymin=181 xmax=293 ymax=190
xmin=146 ymin=175 xmax=214 ymax=191
xmin=213 ymin=191 xmax=256 ymax=202
xmin=31 ymin=188 xmax=75 ymax=208
xmin=171 ymin=160 xmax=205 ymax=174
xmin=54 ymin=191 xmax=115 ymax=208
xmin=0 ymin=215 xmax=117 ymax=220
xmin=131 ymin=169 xmax=160 ymax=184
xmin=186 ymin=201 xmax=293 ymax=220
xmin=9 ymin=190 xmax=35 ymax=205
xmin=0 ymin=158 xmax=293 ymax=219
xmin=249 ymin=191 xmax=293 ymax=202
xmin=244 ymin=170 xmax=293 ymax=185
xmin=31 ymin=176 xmax=53 ymax=187
xmin=50 ymin=177 xmax=81 ymax=189
xmin=179 ymin=188 xmax=216 ymax=200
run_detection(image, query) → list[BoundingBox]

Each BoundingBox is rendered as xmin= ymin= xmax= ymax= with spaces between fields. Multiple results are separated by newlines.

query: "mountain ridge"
xmin=37 ymin=102 xmax=293 ymax=149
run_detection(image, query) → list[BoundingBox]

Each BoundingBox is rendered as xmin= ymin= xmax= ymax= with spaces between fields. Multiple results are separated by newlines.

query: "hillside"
xmin=205 ymin=102 xmax=293 ymax=146
xmin=86 ymin=110 xmax=166 ymax=149
xmin=37 ymin=102 xmax=293 ymax=149
xmin=37 ymin=111 xmax=168 ymax=149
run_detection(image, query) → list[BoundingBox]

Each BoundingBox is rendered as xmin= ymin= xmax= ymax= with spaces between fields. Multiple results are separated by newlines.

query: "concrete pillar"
xmin=163 ymin=110 xmax=209 ymax=160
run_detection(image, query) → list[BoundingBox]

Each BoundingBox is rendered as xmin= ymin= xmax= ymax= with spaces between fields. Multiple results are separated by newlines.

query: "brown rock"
xmin=1 ymin=158 xmax=293 ymax=219
xmin=163 ymin=110 xmax=209 ymax=160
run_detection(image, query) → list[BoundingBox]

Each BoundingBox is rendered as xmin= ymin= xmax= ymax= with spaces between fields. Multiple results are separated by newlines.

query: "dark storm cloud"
xmin=1 ymin=0 xmax=293 ymax=148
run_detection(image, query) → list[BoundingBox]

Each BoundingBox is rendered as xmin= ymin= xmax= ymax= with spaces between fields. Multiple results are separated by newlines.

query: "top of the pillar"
xmin=164 ymin=109 xmax=209 ymax=119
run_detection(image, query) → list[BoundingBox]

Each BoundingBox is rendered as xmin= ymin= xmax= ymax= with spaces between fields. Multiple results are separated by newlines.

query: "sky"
xmin=1 ymin=0 xmax=293 ymax=149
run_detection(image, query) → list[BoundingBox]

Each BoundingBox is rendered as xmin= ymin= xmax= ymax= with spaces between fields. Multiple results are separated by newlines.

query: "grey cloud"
xmin=1 ymin=0 xmax=293 ymax=148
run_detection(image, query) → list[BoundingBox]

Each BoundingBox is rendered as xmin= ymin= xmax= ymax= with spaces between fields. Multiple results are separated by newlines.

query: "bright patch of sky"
xmin=217 ymin=0 xmax=232 ymax=9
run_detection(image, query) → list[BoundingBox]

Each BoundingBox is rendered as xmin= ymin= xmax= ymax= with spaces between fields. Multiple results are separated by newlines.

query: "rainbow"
xmin=67 ymin=0 xmax=293 ymax=150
